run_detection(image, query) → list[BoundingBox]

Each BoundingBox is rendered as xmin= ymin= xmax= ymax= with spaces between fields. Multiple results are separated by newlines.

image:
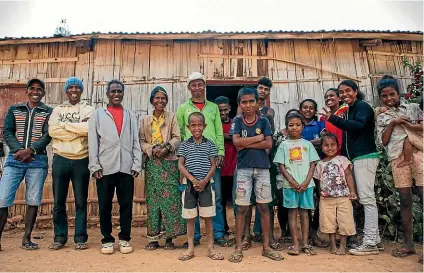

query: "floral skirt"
xmin=145 ymin=158 xmax=186 ymax=241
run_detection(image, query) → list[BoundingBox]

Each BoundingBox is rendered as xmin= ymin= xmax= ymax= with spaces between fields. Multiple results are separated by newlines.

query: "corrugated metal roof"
xmin=0 ymin=29 xmax=422 ymax=41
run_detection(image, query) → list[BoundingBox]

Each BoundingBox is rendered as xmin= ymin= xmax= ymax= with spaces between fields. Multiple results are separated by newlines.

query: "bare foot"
xmin=397 ymin=160 xmax=412 ymax=168
xmin=336 ymin=247 xmax=347 ymax=255
xmin=330 ymin=246 xmax=337 ymax=254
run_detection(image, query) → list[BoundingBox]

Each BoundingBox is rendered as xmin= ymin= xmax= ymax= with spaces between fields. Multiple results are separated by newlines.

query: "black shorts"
xmin=182 ymin=181 xmax=216 ymax=219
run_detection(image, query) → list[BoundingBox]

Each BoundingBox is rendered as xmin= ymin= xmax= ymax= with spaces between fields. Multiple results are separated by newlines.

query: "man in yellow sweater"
xmin=48 ymin=77 xmax=94 ymax=250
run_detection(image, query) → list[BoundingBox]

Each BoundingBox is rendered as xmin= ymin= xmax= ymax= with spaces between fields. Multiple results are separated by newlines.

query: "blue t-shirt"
xmin=301 ymin=120 xmax=325 ymax=141
xmin=230 ymin=115 xmax=272 ymax=169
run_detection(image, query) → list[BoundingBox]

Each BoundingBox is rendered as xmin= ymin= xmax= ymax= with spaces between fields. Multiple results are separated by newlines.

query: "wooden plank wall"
xmin=0 ymin=38 xmax=422 ymax=219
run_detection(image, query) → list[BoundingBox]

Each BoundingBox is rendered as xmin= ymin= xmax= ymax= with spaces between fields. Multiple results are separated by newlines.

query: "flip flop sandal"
xmin=270 ymin=242 xmax=284 ymax=251
xmin=392 ymin=248 xmax=416 ymax=258
xmin=309 ymin=238 xmax=329 ymax=248
xmin=75 ymin=242 xmax=88 ymax=250
xmin=214 ymin=237 xmax=229 ymax=247
xmin=262 ymin=250 xmax=284 ymax=261
xmin=178 ymin=253 xmax=195 ymax=261
xmin=252 ymin=234 xmax=263 ymax=243
xmin=145 ymin=242 xmax=160 ymax=251
xmin=164 ymin=242 xmax=176 ymax=250
xmin=48 ymin=242 xmax=64 ymax=250
xmin=301 ymin=245 xmax=317 ymax=255
xmin=22 ymin=242 xmax=39 ymax=250
xmin=287 ymin=246 xmax=300 ymax=256
xmin=228 ymin=252 xmax=243 ymax=263
xmin=241 ymin=240 xmax=252 ymax=251
xmin=183 ymin=240 xmax=200 ymax=249
xmin=227 ymin=237 xmax=236 ymax=246
xmin=209 ymin=252 xmax=224 ymax=260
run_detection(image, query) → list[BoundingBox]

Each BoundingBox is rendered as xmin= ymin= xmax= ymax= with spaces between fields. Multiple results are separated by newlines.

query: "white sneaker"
xmin=119 ymin=240 xmax=133 ymax=254
xmin=101 ymin=242 xmax=115 ymax=254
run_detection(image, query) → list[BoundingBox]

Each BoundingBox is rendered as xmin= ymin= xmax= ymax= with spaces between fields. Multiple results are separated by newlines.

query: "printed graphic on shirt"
xmin=320 ymin=160 xmax=350 ymax=197
xmin=289 ymin=147 xmax=303 ymax=162
xmin=58 ymin=112 xmax=81 ymax=123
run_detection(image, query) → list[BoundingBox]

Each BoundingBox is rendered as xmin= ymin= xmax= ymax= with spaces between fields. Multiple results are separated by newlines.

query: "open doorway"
xmin=206 ymin=83 xmax=256 ymax=119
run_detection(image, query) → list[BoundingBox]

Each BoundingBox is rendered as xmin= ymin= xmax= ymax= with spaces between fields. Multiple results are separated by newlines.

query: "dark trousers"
xmin=221 ymin=176 xmax=234 ymax=233
xmin=52 ymin=155 xmax=90 ymax=244
xmin=96 ymin=172 xmax=134 ymax=244
xmin=309 ymin=182 xmax=320 ymax=236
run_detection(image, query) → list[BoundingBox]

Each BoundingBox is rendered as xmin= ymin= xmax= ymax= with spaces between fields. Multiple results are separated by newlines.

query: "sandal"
xmin=278 ymin=237 xmax=292 ymax=244
xmin=183 ymin=240 xmax=200 ymax=249
xmin=48 ymin=242 xmax=64 ymax=250
xmin=227 ymin=237 xmax=236 ymax=246
xmin=262 ymin=250 xmax=284 ymax=261
xmin=209 ymin=252 xmax=224 ymax=260
xmin=75 ymin=242 xmax=88 ymax=250
xmin=252 ymin=234 xmax=263 ymax=243
xmin=228 ymin=251 xmax=243 ymax=263
xmin=241 ymin=240 xmax=252 ymax=251
xmin=392 ymin=248 xmax=416 ymax=258
xmin=214 ymin=237 xmax=229 ymax=247
xmin=178 ymin=252 xmax=195 ymax=261
xmin=164 ymin=242 xmax=176 ymax=250
xmin=145 ymin=242 xmax=160 ymax=251
xmin=301 ymin=245 xmax=317 ymax=255
xmin=287 ymin=246 xmax=300 ymax=256
xmin=270 ymin=242 xmax=284 ymax=251
xmin=22 ymin=242 xmax=39 ymax=250
xmin=309 ymin=238 xmax=329 ymax=248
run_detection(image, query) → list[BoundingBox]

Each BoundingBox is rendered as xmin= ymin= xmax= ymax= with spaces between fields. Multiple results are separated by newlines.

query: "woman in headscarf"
xmin=140 ymin=86 xmax=186 ymax=250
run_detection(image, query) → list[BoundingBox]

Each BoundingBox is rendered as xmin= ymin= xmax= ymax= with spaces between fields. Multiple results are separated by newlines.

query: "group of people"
xmin=0 ymin=72 xmax=422 ymax=264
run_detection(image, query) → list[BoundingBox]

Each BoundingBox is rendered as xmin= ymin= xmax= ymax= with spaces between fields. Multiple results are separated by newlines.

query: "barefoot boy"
xmin=229 ymin=87 xmax=283 ymax=263
xmin=178 ymin=112 xmax=224 ymax=261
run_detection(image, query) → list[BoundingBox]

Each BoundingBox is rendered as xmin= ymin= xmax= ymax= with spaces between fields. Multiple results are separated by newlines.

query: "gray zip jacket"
xmin=88 ymin=107 xmax=142 ymax=176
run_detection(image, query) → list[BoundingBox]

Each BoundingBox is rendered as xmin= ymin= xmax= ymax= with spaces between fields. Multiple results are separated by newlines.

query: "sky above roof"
xmin=0 ymin=0 xmax=422 ymax=38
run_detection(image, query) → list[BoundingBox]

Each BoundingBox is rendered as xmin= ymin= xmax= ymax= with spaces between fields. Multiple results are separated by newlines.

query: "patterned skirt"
xmin=145 ymin=158 xmax=186 ymax=241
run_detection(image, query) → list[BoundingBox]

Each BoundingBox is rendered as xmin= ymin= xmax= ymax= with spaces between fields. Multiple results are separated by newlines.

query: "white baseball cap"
xmin=187 ymin=72 xmax=206 ymax=85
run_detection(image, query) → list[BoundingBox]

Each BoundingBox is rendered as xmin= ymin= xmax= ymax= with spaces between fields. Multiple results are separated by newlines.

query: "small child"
xmin=313 ymin=133 xmax=357 ymax=255
xmin=177 ymin=112 xmax=224 ymax=261
xmin=273 ymin=112 xmax=320 ymax=256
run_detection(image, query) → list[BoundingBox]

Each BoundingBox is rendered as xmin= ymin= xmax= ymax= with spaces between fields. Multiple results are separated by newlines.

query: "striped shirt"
xmin=177 ymin=136 xmax=217 ymax=181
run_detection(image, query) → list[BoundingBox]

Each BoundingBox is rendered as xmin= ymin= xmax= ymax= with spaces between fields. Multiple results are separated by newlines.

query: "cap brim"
xmin=27 ymin=79 xmax=45 ymax=90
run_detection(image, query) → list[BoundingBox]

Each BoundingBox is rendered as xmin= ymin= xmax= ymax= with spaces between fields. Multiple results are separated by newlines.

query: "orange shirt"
xmin=107 ymin=105 xmax=124 ymax=136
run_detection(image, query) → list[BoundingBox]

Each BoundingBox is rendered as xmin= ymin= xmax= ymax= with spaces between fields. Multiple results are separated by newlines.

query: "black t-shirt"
xmin=230 ymin=115 xmax=272 ymax=169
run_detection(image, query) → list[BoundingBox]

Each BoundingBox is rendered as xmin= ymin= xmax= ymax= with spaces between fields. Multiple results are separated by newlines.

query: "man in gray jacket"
xmin=88 ymin=79 xmax=141 ymax=255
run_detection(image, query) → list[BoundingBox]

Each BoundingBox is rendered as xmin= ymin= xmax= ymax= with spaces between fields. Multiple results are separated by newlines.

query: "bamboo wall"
xmin=0 ymin=37 xmax=422 ymax=220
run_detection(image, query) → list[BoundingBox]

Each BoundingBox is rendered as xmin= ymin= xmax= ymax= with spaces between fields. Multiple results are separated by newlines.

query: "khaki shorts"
xmin=391 ymin=149 xmax=423 ymax=188
xmin=319 ymin=196 xmax=356 ymax=236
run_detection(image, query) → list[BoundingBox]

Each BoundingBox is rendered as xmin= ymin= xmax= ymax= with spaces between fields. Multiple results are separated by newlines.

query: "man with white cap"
xmin=176 ymin=72 xmax=228 ymax=247
xmin=48 ymin=77 xmax=94 ymax=251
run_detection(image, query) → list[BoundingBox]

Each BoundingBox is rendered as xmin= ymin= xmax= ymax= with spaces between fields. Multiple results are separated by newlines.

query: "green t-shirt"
xmin=273 ymin=138 xmax=320 ymax=189
xmin=176 ymin=99 xmax=224 ymax=156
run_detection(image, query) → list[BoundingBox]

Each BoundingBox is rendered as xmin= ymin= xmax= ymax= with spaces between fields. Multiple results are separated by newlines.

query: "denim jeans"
xmin=353 ymin=158 xmax=381 ymax=246
xmin=52 ymin=155 xmax=90 ymax=244
xmin=194 ymin=168 xmax=225 ymax=241
xmin=0 ymin=154 xmax=48 ymax=208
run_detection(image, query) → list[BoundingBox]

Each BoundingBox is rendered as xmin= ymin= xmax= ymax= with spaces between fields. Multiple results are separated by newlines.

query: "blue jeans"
xmin=194 ymin=168 xmax=225 ymax=241
xmin=0 ymin=154 xmax=48 ymax=208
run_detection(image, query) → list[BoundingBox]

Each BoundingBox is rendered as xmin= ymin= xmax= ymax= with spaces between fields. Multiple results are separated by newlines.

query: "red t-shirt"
xmin=221 ymin=120 xmax=237 ymax=177
xmin=320 ymin=105 xmax=348 ymax=153
xmin=193 ymin=102 xmax=205 ymax=111
xmin=107 ymin=105 xmax=124 ymax=136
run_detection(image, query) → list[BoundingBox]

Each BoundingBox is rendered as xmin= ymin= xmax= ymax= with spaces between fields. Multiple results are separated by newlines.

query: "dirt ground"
xmin=0 ymin=225 xmax=422 ymax=272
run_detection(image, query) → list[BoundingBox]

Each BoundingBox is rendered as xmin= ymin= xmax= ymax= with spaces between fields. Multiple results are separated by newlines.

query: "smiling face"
xmin=107 ymin=83 xmax=124 ymax=106
xmin=324 ymin=90 xmax=340 ymax=109
xmin=187 ymin=115 xmax=206 ymax=139
xmin=218 ymin=103 xmax=230 ymax=122
xmin=287 ymin=117 xmax=304 ymax=139
xmin=300 ymin=101 xmax=316 ymax=121
xmin=338 ymin=84 xmax=357 ymax=106
xmin=152 ymin=91 xmax=167 ymax=111
xmin=66 ymin=84 xmax=82 ymax=105
xmin=322 ymin=136 xmax=338 ymax=158
xmin=257 ymin=84 xmax=270 ymax=100
xmin=238 ymin=94 xmax=258 ymax=117
xmin=26 ymin=82 xmax=45 ymax=104
xmin=188 ymin=79 xmax=205 ymax=100
xmin=379 ymin=87 xmax=400 ymax=108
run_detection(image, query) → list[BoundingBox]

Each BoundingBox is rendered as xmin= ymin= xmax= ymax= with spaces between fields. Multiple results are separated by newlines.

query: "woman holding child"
xmin=320 ymin=80 xmax=382 ymax=256
xmin=375 ymin=75 xmax=423 ymax=262
xmin=140 ymin=86 xmax=186 ymax=250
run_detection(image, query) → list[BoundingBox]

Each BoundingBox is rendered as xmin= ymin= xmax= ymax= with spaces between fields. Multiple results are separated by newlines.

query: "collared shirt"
xmin=301 ymin=120 xmax=325 ymax=141
xmin=376 ymin=101 xmax=422 ymax=161
xmin=176 ymin=99 xmax=224 ymax=156
xmin=151 ymin=114 xmax=164 ymax=145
